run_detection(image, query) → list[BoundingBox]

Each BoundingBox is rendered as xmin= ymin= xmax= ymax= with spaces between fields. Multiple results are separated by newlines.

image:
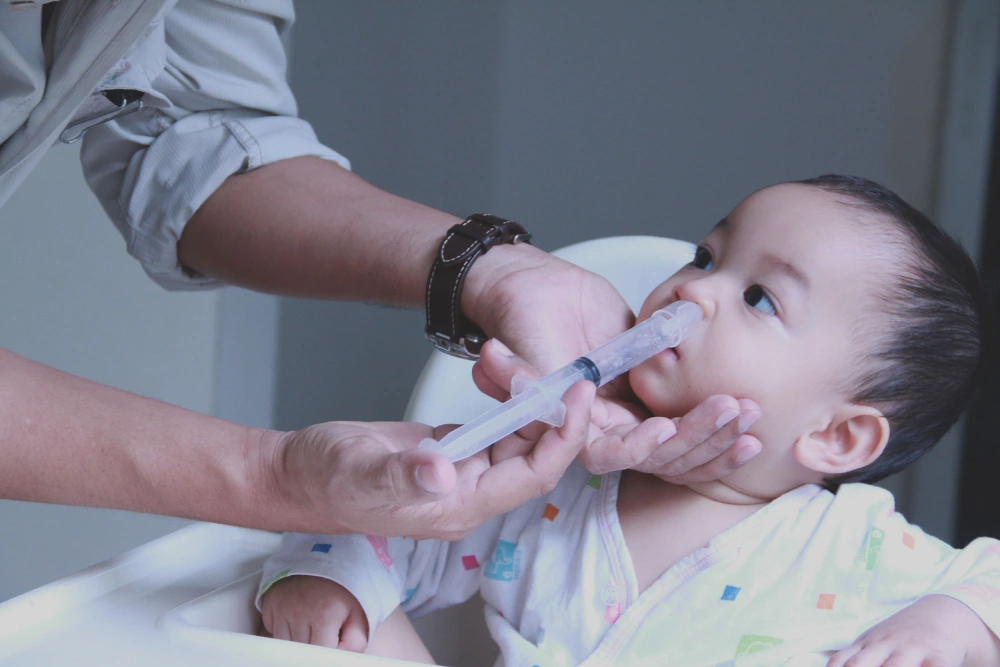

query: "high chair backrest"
xmin=404 ymin=236 xmax=696 ymax=426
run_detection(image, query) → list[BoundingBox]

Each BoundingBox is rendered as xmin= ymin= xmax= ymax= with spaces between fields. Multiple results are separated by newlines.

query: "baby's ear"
xmin=793 ymin=405 xmax=890 ymax=475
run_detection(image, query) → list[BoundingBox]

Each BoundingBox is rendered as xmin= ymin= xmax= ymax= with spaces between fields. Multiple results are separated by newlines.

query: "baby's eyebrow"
xmin=711 ymin=217 xmax=730 ymax=233
xmin=762 ymin=254 xmax=809 ymax=290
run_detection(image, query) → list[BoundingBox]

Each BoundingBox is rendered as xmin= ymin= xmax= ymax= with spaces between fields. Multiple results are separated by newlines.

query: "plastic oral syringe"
xmin=419 ymin=300 xmax=702 ymax=462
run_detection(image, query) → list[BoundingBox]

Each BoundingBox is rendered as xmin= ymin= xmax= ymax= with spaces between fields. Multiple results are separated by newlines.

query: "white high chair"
xmin=0 ymin=237 xmax=695 ymax=667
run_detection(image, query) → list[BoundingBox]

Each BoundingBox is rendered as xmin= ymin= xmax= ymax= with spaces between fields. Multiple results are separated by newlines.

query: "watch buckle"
xmin=427 ymin=332 xmax=483 ymax=360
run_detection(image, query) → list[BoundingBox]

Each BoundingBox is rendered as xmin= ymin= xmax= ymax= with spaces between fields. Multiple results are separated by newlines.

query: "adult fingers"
xmin=646 ymin=397 xmax=760 ymax=479
xmin=579 ymin=416 xmax=678 ymax=474
xmin=358 ymin=445 xmax=458 ymax=506
xmin=660 ymin=434 xmax=762 ymax=485
xmin=471 ymin=338 xmax=540 ymax=402
xmin=471 ymin=381 xmax=594 ymax=519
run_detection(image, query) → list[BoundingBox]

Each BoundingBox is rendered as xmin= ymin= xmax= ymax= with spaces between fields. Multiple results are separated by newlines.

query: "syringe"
xmin=419 ymin=300 xmax=702 ymax=462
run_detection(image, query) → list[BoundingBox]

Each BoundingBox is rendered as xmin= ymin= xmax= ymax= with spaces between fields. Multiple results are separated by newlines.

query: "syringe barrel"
xmin=423 ymin=300 xmax=701 ymax=462
xmin=582 ymin=300 xmax=702 ymax=387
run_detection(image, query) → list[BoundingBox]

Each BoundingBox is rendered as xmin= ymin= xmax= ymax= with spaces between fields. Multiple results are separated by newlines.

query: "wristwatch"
xmin=425 ymin=213 xmax=532 ymax=359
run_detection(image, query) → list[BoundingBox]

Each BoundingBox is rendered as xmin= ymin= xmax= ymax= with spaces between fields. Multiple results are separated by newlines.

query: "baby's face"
xmin=630 ymin=183 xmax=897 ymax=496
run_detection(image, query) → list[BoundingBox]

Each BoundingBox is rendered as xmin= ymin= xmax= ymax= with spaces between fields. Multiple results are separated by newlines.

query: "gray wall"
xmin=281 ymin=0 xmax=953 ymax=505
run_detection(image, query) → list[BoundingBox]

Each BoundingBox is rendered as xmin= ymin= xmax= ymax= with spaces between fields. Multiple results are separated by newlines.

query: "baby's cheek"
xmin=628 ymin=364 xmax=694 ymax=418
xmin=627 ymin=365 xmax=662 ymax=413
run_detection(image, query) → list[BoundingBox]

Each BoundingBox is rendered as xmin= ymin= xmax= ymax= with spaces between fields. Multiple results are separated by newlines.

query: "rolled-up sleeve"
xmin=80 ymin=0 xmax=350 ymax=290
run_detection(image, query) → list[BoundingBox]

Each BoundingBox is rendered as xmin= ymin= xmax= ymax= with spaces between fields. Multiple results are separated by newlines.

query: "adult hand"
xmin=463 ymin=246 xmax=635 ymax=374
xmin=473 ymin=338 xmax=761 ymax=482
xmin=264 ymin=381 xmax=595 ymax=541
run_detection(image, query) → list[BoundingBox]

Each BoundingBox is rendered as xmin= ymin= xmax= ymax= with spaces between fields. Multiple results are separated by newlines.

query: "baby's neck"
xmin=617 ymin=471 xmax=769 ymax=595
xmin=683 ymin=478 xmax=776 ymax=505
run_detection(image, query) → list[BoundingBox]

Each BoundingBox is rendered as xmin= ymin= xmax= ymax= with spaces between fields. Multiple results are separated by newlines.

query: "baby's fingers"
xmin=297 ymin=605 xmax=352 ymax=649
xmin=827 ymin=642 xmax=908 ymax=667
xmin=830 ymin=645 xmax=890 ymax=667
xmin=337 ymin=609 xmax=370 ymax=653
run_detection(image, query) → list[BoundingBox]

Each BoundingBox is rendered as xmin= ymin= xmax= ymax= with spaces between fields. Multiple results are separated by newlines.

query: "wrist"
xmin=243 ymin=427 xmax=315 ymax=532
xmin=460 ymin=241 xmax=549 ymax=337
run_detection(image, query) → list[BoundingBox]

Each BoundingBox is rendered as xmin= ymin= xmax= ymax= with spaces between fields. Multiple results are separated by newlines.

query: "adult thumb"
xmin=368 ymin=448 xmax=457 ymax=506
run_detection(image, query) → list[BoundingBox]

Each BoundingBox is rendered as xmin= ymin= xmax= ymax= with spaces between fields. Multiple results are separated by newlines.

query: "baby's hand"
xmin=260 ymin=575 xmax=369 ymax=651
xmin=828 ymin=594 xmax=1000 ymax=667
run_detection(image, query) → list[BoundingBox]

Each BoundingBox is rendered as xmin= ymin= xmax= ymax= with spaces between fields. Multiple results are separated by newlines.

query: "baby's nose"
xmin=673 ymin=281 xmax=715 ymax=320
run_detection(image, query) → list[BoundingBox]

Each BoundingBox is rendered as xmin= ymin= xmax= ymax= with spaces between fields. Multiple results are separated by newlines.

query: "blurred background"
xmin=1 ymin=1 xmax=997 ymax=638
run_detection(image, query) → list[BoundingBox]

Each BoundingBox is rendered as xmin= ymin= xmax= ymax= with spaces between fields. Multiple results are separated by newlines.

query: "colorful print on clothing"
xmin=366 ymin=535 xmax=394 ymax=569
xmin=311 ymin=543 xmax=332 ymax=553
xmin=485 ymin=540 xmax=522 ymax=581
xmin=816 ymin=593 xmax=836 ymax=610
xmin=735 ymin=634 xmax=783 ymax=656
xmin=461 ymin=554 xmax=480 ymax=570
xmin=864 ymin=528 xmax=885 ymax=571
xmin=587 ymin=474 xmax=602 ymax=490
xmin=902 ymin=532 xmax=916 ymax=549
xmin=542 ymin=503 xmax=560 ymax=521
xmin=720 ymin=585 xmax=741 ymax=601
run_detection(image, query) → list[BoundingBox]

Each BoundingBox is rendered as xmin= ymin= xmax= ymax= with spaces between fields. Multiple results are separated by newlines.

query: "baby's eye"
xmin=691 ymin=246 xmax=714 ymax=271
xmin=744 ymin=285 xmax=777 ymax=315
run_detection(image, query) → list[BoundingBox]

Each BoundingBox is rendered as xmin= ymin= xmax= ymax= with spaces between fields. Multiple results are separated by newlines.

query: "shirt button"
xmin=599 ymin=582 xmax=621 ymax=606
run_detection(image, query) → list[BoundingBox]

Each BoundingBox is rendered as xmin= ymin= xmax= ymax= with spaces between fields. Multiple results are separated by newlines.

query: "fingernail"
xmin=736 ymin=442 xmax=761 ymax=465
xmin=716 ymin=409 xmax=739 ymax=429
xmin=657 ymin=424 xmax=677 ymax=445
xmin=491 ymin=339 xmax=515 ymax=357
xmin=415 ymin=463 xmax=445 ymax=494
xmin=737 ymin=410 xmax=760 ymax=433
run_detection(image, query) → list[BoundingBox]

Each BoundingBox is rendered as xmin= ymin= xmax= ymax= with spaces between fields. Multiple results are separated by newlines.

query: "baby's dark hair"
xmin=795 ymin=175 xmax=986 ymax=486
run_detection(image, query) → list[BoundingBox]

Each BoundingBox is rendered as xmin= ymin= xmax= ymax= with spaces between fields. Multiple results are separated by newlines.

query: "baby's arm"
xmin=827 ymin=500 xmax=1000 ymax=667
xmin=828 ymin=594 xmax=1000 ymax=667
xmin=261 ymin=575 xmax=369 ymax=651
xmin=257 ymin=517 xmax=508 ymax=655
xmin=261 ymin=575 xmax=435 ymax=662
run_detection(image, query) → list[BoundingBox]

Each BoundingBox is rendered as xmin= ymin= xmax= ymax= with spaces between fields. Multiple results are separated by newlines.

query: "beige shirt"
xmin=0 ymin=0 xmax=349 ymax=289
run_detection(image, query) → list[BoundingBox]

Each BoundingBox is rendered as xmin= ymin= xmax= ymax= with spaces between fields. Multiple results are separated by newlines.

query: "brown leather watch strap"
xmin=425 ymin=214 xmax=532 ymax=359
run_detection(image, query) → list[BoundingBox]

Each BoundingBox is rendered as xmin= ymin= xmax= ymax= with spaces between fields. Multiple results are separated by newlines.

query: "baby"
xmin=257 ymin=175 xmax=1000 ymax=666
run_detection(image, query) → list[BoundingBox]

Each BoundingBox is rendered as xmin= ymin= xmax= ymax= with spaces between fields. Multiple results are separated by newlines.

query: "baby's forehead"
xmin=721 ymin=184 xmax=910 ymax=253
xmin=717 ymin=186 xmax=912 ymax=305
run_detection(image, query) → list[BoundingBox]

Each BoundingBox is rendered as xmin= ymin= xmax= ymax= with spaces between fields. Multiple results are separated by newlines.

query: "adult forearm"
xmin=0 ymin=347 xmax=283 ymax=527
xmin=178 ymin=156 xmax=453 ymax=304
xmin=177 ymin=156 xmax=547 ymax=313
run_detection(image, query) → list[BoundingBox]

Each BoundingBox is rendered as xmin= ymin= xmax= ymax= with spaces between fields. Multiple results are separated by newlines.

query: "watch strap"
xmin=425 ymin=213 xmax=531 ymax=359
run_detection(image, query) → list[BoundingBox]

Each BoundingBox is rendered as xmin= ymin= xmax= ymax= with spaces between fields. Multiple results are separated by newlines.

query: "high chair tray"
xmin=0 ymin=522 xmax=412 ymax=666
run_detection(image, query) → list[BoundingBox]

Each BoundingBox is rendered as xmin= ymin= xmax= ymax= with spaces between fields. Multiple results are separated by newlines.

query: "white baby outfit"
xmin=258 ymin=463 xmax=1000 ymax=666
